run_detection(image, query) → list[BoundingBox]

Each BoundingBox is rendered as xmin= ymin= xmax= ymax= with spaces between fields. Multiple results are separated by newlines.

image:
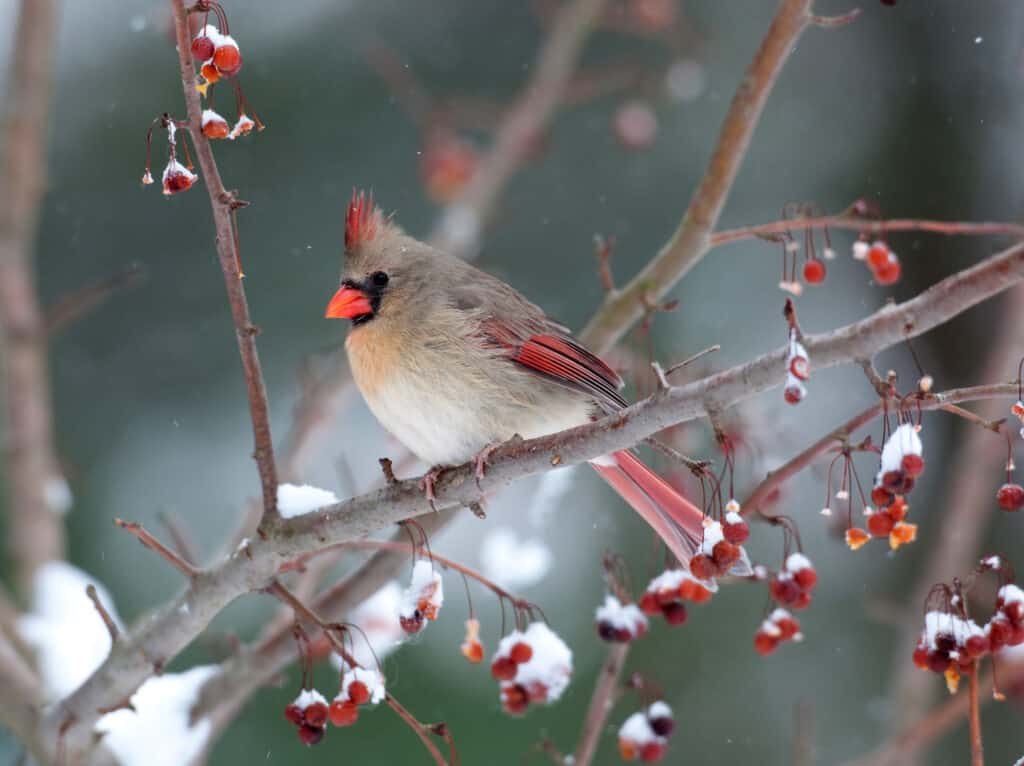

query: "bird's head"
xmin=324 ymin=191 xmax=431 ymax=327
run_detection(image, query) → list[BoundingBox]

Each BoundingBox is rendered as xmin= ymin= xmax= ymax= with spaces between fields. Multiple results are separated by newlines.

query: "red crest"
xmin=345 ymin=189 xmax=378 ymax=251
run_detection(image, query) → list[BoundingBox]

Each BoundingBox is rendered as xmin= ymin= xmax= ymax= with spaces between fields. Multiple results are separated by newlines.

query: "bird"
xmin=325 ymin=191 xmax=706 ymax=566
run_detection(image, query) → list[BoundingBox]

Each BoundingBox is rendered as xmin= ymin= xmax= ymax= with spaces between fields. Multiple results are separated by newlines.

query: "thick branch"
xmin=45 ymin=241 xmax=1024 ymax=762
xmin=169 ymin=0 xmax=279 ymax=522
xmin=580 ymin=0 xmax=815 ymax=353
xmin=0 ymin=0 xmax=63 ymax=597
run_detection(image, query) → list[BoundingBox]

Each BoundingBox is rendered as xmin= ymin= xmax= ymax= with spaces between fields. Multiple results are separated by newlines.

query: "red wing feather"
xmin=508 ymin=333 xmax=627 ymax=410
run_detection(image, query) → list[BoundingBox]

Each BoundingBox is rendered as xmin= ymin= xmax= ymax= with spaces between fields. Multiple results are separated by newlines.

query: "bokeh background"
xmin=2 ymin=0 xmax=1024 ymax=764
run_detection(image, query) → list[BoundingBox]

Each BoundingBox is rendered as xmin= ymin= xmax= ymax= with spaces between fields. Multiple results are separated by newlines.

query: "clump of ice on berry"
xmin=617 ymin=701 xmax=674 ymax=762
xmin=491 ymin=622 xmax=572 ymax=714
xmin=754 ymin=608 xmax=803 ymax=655
xmin=595 ymin=595 xmax=648 ymax=643
xmin=398 ymin=559 xmax=443 ymax=634
xmin=161 ymin=159 xmax=196 ymax=196
xmin=339 ymin=665 xmax=386 ymax=705
xmin=284 ymin=688 xmax=329 ymax=745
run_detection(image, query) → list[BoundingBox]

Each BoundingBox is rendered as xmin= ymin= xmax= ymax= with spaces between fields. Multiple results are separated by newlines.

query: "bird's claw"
xmin=420 ymin=465 xmax=447 ymax=512
xmin=473 ymin=443 xmax=500 ymax=489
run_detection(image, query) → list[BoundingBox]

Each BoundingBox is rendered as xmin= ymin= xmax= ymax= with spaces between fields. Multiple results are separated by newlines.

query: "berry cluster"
xmin=490 ymin=622 xmax=573 ymax=715
xmin=753 ymin=608 xmax=803 ymax=655
xmin=284 ymin=689 xmax=330 ymax=746
xmin=783 ymin=331 xmax=810 ymax=405
xmin=638 ymin=568 xmax=716 ymax=627
xmin=617 ymin=701 xmax=675 ymax=763
xmin=768 ymin=553 xmax=818 ymax=609
xmin=911 ymin=610 xmax=988 ymax=694
xmin=987 ymin=584 xmax=1024 ymax=651
xmin=847 ymin=424 xmax=923 ymax=551
xmin=460 ymin=617 xmax=484 ymax=663
xmin=398 ymin=559 xmax=444 ymax=634
xmin=595 ymin=595 xmax=649 ymax=643
xmin=142 ymin=121 xmax=197 ymax=196
xmin=328 ymin=666 xmax=386 ymax=727
xmin=689 ymin=518 xmax=750 ymax=580
xmin=852 ymin=239 xmax=902 ymax=285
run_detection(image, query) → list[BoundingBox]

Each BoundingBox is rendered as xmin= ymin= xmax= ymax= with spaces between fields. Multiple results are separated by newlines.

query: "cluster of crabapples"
xmin=397 ymin=559 xmax=444 ymax=635
xmin=489 ymin=622 xmax=573 ymax=715
xmin=912 ymin=558 xmax=1024 ymax=694
xmin=768 ymin=553 xmax=818 ymax=610
xmin=754 ymin=609 xmax=804 ymax=656
xmin=852 ymin=239 xmax=902 ymax=286
xmin=142 ymin=1 xmax=261 ymax=196
xmin=845 ymin=423 xmax=922 ymax=551
xmin=283 ymin=665 xmax=386 ymax=745
xmin=617 ymin=701 xmax=675 ymax=763
xmin=635 ymin=568 xmax=715 ymax=629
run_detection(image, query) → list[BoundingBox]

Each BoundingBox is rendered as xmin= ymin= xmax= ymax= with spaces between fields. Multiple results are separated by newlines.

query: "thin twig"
xmin=580 ymin=0 xmax=817 ymax=353
xmin=968 ymin=670 xmax=983 ymax=766
xmin=44 ymin=263 xmax=146 ymax=336
xmin=710 ymin=214 xmax=1024 ymax=249
xmin=85 ymin=585 xmax=120 ymax=644
xmin=573 ymin=642 xmax=629 ymax=766
xmin=157 ymin=511 xmax=200 ymax=567
xmin=0 ymin=0 xmax=64 ymax=597
xmin=169 ymin=0 xmax=279 ymax=523
xmin=114 ymin=519 xmax=199 ymax=579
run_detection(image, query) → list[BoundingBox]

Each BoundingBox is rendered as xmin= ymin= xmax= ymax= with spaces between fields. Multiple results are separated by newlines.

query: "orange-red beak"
xmin=325 ymin=285 xmax=374 ymax=319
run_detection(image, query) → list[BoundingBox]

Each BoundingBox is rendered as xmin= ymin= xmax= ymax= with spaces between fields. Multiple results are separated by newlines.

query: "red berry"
xmin=881 ymin=470 xmax=905 ymax=491
xmin=871 ymin=485 xmax=894 ymax=507
xmin=678 ymin=579 xmax=712 ymax=604
xmin=303 ymin=701 xmax=328 ymax=728
xmin=491 ymin=656 xmax=518 ymax=681
xmin=640 ymin=741 xmax=667 ymax=763
xmin=793 ymin=567 xmax=817 ymax=591
xmin=925 ymin=649 xmax=950 ymax=674
xmin=509 ymin=641 xmax=533 ymax=664
xmin=965 ymin=634 xmax=989 ymax=658
xmin=723 ymin=519 xmax=750 ymax=544
xmin=711 ymin=540 xmax=740 ymax=570
xmin=284 ymin=703 xmax=304 ymax=725
xmin=997 ymin=483 xmax=1024 ymax=511
xmin=501 ymin=684 xmax=529 ymax=715
xmin=789 ymin=355 xmax=810 ymax=381
xmin=689 ymin=553 xmax=717 ymax=581
xmin=791 ymin=591 xmax=812 ymax=610
xmin=867 ymin=510 xmax=895 ymax=538
xmin=661 ymin=601 xmax=688 ymax=626
xmin=202 ymin=116 xmax=230 ymax=140
xmin=901 ymin=453 xmax=925 ymax=477
xmin=874 ymin=258 xmax=901 ymax=285
xmin=597 ymin=620 xmax=618 ymax=642
xmin=461 ymin=639 xmax=484 ymax=664
xmin=213 ymin=43 xmax=242 ymax=76
xmin=912 ymin=644 xmax=929 ymax=669
xmin=754 ymin=631 xmax=778 ymax=656
xmin=775 ymin=616 xmax=801 ymax=640
xmin=347 ymin=680 xmax=370 ymax=705
xmin=298 ymin=723 xmax=324 ymax=746
xmin=328 ymin=699 xmax=359 ymax=727
xmin=639 ymin=591 xmax=661 ymax=615
xmin=866 ymin=244 xmax=890 ymax=270
xmin=191 ymin=35 xmax=215 ymax=61
xmin=802 ymin=259 xmax=826 ymax=284
xmin=769 ymin=576 xmax=800 ymax=606
xmin=399 ymin=612 xmax=424 ymax=634
xmin=784 ymin=384 xmax=804 ymax=405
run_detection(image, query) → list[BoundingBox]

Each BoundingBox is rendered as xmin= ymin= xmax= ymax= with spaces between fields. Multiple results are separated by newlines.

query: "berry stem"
xmin=968 ymin=669 xmax=984 ymax=766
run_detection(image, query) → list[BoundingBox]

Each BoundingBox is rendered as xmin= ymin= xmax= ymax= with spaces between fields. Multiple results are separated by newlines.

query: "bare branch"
xmin=168 ymin=0 xmax=279 ymax=523
xmin=44 ymin=263 xmax=146 ymax=336
xmin=86 ymin=585 xmax=120 ymax=644
xmin=580 ymin=0 xmax=817 ymax=353
xmin=0 ymin=0 xmax=64 ymax=596
xmin=115 ymin=519 xmax=199 ymax=579
xmin=573 ymin=643 xmax=629 ymax=766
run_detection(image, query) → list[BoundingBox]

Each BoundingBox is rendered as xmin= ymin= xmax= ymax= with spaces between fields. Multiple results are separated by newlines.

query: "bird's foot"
xmin=420 ymin=464 xmax=448 ymax=511
xmin=472 ymin=443 xmax=500 ymax=489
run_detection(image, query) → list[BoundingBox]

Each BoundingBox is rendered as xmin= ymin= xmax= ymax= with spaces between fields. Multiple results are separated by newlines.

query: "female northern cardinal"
xmin=325 ymin=192 xmax=706 ymax=564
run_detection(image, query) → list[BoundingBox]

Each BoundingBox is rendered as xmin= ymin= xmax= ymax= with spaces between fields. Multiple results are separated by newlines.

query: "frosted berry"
xmin=661 ymin=601 xmax=688 ymax=626
xmin=640 ymin=741 xmax=667 ymax=762
xmin=689 ymin=553 xmax=717 ymax=581
xmin=711 ymin=540 xmax=740 ymax=570
xmin=303 ymin=701 xmax=328 ymax=728
xmin=997 ymin=483 xmax=1024 ymax=511
xmin=793 ymin=567 xmax=817 ymax=590
xmin=491 ymin=656 xmax=518 ymax=681
xmin=649 ymin=714 xmax=674 ymax=737
xmin=901 ymin=453 xmax=925 ymax=477
xmin=754 ymin=631 xmax=778 ymax=656
xmin=213 ymin=43 xmax=242 ymax=76
xmin=784 ymin=383 xmax=804 ymax=404
xmin=283 ymin=703 xmax=303 ymax=726
xmin=501 ymin=684 xmax=529 ymax=715
xmin=347 ymin=680 xmax=370 ymax=706
xmin=802 ymin=259 xmax=826 ymax=284
xmin=639 ymin=592 xmax=661 ymax=615
xmin=328 ymin=699 xmax=358 ymax=727
xmin=509 ymin=641 xmax=533 ymax=665
xmin=191 ymin=35 xmax=215 ymax=60
xmin=723 ymin=518 xmax=749 ymax=544
xmin=297 ymin=724 xmax=324 ymax=746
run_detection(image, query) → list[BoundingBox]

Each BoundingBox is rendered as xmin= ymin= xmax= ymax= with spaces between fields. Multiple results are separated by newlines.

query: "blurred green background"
xmin=2 ymin=0 xmax=1024 ymax=764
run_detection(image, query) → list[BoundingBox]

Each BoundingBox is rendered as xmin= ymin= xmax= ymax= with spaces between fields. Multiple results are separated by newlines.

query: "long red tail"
xmin=590 ymin=450 xmax=705 ymax=565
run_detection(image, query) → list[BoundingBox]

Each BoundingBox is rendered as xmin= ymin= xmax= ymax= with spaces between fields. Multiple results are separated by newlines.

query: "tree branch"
xmin=580 ymin=0 xmax=817 ymax=353
xmin=169 ymin=0 xmax=279 ymax=523
xmin=573 ymin=642 xmax=629 ymax=766
xmin=43 ymin=239 xmax=1024 ymax=762
xmin=0 ymin=0 xmax=64 ymax=597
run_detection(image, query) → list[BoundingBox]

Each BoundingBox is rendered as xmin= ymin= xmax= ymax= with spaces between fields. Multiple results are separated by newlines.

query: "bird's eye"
xmin=370 ymin=271 xmax=389 ymax=287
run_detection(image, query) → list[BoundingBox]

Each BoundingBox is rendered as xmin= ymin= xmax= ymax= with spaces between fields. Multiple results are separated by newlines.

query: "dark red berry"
xmin=509 ymin=641 xmax=533 ymax=664
xmin=491 ymin=656 xmax=518 ymax=681
xmin=303 ymin=702 xmax=328 ymax=728
xmin=661 ymin=601 xmax=688 ymax=626
xmin=284 ymin=703 xmax=304 ymax=726
xmin=649 ymin=715 xmax=675 ymax=737
xmin=298 ymin=723 xmax=325 ymax=746
xmin=191 ymin=35 xmax=215 ymax=60
xmin=997 ymin=483 xmax=1024 ymax=512
xmin=347 ymin=680 xmax=370 ymax=705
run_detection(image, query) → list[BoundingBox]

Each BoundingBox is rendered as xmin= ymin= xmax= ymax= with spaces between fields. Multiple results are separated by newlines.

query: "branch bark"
xmin=169 ymin=0 xmax=279 ymax=523
xmin=43 ymin=239 xmax=1024 ymax=762
xmin=573 ymin=643 xmax=629 ymax=766
xmin=580 ymin=0 xmax=816 ymax=353
xmin=0 ymin=0 xmax=64 ymax=598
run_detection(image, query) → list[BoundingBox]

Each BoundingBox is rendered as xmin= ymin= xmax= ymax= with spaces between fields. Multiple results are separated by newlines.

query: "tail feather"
xmin=590 ymin=450 xmax=705 ymax=565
